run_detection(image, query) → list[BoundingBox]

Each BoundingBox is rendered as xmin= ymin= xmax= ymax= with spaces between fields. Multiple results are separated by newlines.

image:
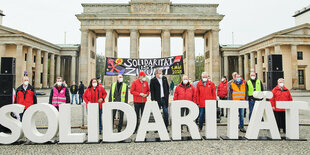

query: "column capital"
xmin=212 ymin=29 xmax=220 ymax=32
xmin=162 ymin=29 xmax=170 ymax=32
xmin=187 ymin=29 xmax=196 ymax=32
xmin=130 ymin=29 xmax=139 ymax=33
xmin=105 ymin=29 xmax=114 ymax=33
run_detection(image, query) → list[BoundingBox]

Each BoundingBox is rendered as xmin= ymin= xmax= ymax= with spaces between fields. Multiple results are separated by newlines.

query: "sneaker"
xmin=239 ymin=128 xmax=246 ymax=133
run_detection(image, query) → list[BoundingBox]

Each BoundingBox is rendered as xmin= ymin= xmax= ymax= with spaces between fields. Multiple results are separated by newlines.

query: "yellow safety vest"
xmin=247 ymin=80 xmax=261 ymax=96
xmin=111 ymin=82 xmax=127 ymax=102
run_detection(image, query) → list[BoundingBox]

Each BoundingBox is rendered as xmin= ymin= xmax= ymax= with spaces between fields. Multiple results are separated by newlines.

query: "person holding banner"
xmin=49 ymin=77 xmax=70 ymax=111
xmin=15 ymin=76 xmax=37 ymax=120
xmin=228 ymin=74 xmax=248 ymax=133
xmin=83 ymin=78 xmax=107 ymax=134
xmin=270 ymin=78 xmax=292 ymax=133
xmin=130 ymin=72 xmax=150 ymax=134
xmin=195 ymin=72 xmax=217 ymax=131
xmin=108 ymin=74 xmax=128 ymax=132
xmin=150 ymin=69 xmax=170 ymax=129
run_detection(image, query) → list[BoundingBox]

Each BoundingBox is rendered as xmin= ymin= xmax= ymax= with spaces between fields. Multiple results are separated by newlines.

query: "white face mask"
xmin=222 ymin=78 xmax=225 ymax=82
xmin=251 ymin=76 xmax=256 ymax=80
xmin=118 ymin=78 xmax=123 ymax=83
xmin=92 ymin=83 xmax=97 ymax=87
xmin=23 ymin=81 xmax=29 ymax=86
xmin=57 ymin=82 xmax=62 ymax=86
xmin=142 ymin=78 xmax=146 ymax=81
xmin=183 ymin=80 xmax=188 ymax=84
xmin=279 ymin=83 xmax=284 ymax=87
xmin=202 ymin=78 xmax=208 ymax=82
xmin=158 ymin=74 xmax=163 ymax=79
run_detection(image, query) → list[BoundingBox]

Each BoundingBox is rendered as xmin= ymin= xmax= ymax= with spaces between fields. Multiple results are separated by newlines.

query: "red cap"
xmin=139 ymin=72 xmax=146 ymax=76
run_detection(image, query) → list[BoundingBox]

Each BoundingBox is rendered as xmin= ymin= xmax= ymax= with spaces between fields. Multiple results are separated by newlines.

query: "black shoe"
xmin=154 ymin=131 xmax=158 ymax=133
xmin=239 ymin=128 xmax=246 ymax=133
xmin=99 ymin=131 xmax=102 ymax=135
xmin=118 ymin=129 xmax=121 ymax=133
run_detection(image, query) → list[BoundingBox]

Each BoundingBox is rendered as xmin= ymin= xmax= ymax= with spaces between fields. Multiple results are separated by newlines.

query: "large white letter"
xmin=277 ymin=101 xmax=309 ymax=139
xmin=0 ymin=104 xmax=24 ymax=144
xmin=22 ymin=103 xmax=58 ymax=143
xmin=102 ymin=102 xmax=137 ymax=142
xmin=87 ymin=103 xmax=99 ymax=143
xmin=205 ymin=100 xmax=217 ymax=139
xmin=135 ymin=101 xmax=170 ymax=142
xmin=171 ymin=100 xmax=200 ymax=140
xmin=218 ymin=100 xmax=248 ymax=139
xmin=59 ymin=104 xmax=86 ymax=143
xmin=245 ymin=101 xmax=281 ymax=139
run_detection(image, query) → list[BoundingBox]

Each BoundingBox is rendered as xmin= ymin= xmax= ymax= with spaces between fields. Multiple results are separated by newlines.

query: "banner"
xmin=105 ymin=55 xmax=184 ymax=76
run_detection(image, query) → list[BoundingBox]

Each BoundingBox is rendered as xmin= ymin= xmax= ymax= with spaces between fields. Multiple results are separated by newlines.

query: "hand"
xmin=98 ymin=98 xmax=103 ymax=103
xmin=143 ymin=94 xmax=148 ymax=97
xmin=139 ymin=93 xmax=145 ymax=96
xmin=272 ymin=107 xmax=275 ymax=110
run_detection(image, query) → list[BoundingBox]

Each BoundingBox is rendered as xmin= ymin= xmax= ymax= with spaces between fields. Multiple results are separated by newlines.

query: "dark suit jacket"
xmin=150 ymin=76 xmax=169 ymax=107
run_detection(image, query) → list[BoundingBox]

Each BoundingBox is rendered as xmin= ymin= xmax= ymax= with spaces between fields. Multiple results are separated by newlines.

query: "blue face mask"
xmin=236 ymin=78 xmax=242 ymax=83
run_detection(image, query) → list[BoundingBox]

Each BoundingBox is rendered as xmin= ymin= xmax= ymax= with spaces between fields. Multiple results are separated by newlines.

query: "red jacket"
xmin=195 ymin=80 xmax=216 ymax=107
xmin=130 ymin=79 xmax=150 ymax=103
xmin=270 ymin=85 xmax=292 ymax=111
xmin=173 ymin=82 xmax=195 ymax=102
xmin=217 ymin=81 xmax=228 ymax=98
xmin=15 ymin=84 xmax=37 ymax=109
xmin=83 ymin=86 xmax=107 ymax=109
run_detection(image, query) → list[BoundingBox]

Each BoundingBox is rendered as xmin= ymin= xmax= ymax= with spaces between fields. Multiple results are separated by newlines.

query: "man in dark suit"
xmin=150 ymin=69 xmax=170 ymax=129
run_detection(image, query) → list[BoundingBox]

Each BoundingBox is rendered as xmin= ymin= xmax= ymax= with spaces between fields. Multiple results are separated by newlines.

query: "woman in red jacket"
xmin=130 ymin=72 xmax=150 ymax=133
xmin=83 ymin=78 xmax=107 ymax=134
xmin=270 ymin=78 xmax=292 ymax=133
xmin=217 ymin=76 xmax=228 ymax=117
xmin=173 ymin=75 xmax=195 ymax=117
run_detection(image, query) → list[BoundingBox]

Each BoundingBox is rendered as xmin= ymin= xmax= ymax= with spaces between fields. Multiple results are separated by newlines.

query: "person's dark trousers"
xmin=78 ymin=94 xmax=83 ymax=105
xmin=181 ymin=108 xmax=189 ymax=117
xmin=55 ymin=106 xmax=59 ymax=111
xmin=99 ymin=109 xmax=103 ymax=133
xmin=274 ymin=111 xmax=286 ymax=133
xmin=113 ymin=110 xmax=124 ymax=132
xmin=248 ymin=100 xmax=256 ymax=120
xmin=160 ymin=98 xmax=169 ymax=128
xmin=220 ymin=97 xmax=227 ymax=117
xmin=198 ymin=108 xmax=205 ymax=130
xmin=134 ymin=102 xmax=145 ymax=133
xmin=239 ymin=108 xmax=245 ymax=129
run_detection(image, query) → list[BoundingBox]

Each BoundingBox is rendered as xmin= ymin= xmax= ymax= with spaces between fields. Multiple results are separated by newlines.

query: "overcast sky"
xmin=0 ymin=0 xmax=309 ymax=58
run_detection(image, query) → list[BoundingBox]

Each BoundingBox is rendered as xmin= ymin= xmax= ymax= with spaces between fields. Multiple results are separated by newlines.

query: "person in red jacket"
xmin=15 ymin=76 xmax=37 ymax=121
xmin=217 ymin=76 xmax=228 ymax=117
xmin=270 ymin=78 xmax=292 ymax=133
xmin=83 ymin=78 xmax=107 ymax=134
xmin=130 ymin=71 xmax=150 ymax=133
xmin=195 ymin=72 xmax=216 ymax=131
xmin=173 ymin=75 xmax=195 ymax=117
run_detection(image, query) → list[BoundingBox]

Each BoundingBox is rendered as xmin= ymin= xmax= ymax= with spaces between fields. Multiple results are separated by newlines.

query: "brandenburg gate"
xmin=76 ymin=0 xmax=224 ymax=87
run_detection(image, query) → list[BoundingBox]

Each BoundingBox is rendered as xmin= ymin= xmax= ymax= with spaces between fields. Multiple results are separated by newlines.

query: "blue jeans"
xmin=249 ymin=100 xmax=255 ymax=120
xmin=99 ymin=109 xmax=102 ymax=132
xmin=79 ymin=94 xmax=83 ymax=104
xmin=71 ymin=94 xmax=78 ymax=104
xmin=199 ymin=108 xmax=205 ymax=130
xmin=161 ymin=98 xmax=169 ymax=128
xmin=239 ymin=108 xmax=244 ymax=128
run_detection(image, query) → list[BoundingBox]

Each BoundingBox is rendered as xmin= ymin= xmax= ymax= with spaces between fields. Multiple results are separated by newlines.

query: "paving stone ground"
xmin=1 ymin=90 xmax=309 ymax=154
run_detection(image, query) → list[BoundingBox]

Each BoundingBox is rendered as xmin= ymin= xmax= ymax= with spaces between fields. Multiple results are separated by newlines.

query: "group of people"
xmin=14 ymin=69 xmax=292 ymax=134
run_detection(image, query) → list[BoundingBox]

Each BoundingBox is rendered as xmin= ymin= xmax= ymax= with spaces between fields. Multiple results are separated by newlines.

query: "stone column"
xmin=15 ymin=44 xmax=23 ymax=88
xmin=35 ymin=50 xmax=41 ymax=88
xmin=79 ymin=29 xmax=89 ymax=86
xmin=275 ymin=45 xmax=281 ymax=54
xmin=26 ymin=47 xmax=33 ymax=84
xmin=161 ymin=29 xmax=171 ymax=81
xmin=56 ymin=55 xmax=61 ymax=78
xmin=105 ymin=29 xmax=114 ymax=88
xmin=291 ymin=45 xmax=298 ymax=89
xmin=224 ymin=56 xmax=229 ymax=77
xmin=257 ymin=50 xmax=263 ymax=80
xmin=244 ymin=54 xmax=249 ymax=81
xmin=61 ymin=57 xmax=65 ymax=78
xmin=210 ymin=30 xmax=220 ymax=85
xmin=250 ymin=52 xmax=255 ymax=72
xmin=238 ymin=55 xmax=243 ymax=76
xmin=42 ymin=51 xmax=48 ymax=88
xmin=265 ymin=48 xmax=270 ymax=72
xmin=0 ymin=44 xmax=5 ymax=68
xmin=49 ymin=53 xmax=55 ymax=87
xmin=186 ymin=29 xmax=195 ymax=81
xmin=130 ymin=29 xmax=139 ymax=84
xmin=71 ymin=55 xmax=76 ymax=84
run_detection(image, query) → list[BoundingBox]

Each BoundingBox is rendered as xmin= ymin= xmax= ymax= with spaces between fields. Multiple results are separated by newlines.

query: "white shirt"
xmin=23 ymin=85 xmax=28 ymax=91
xmin=157 ymin=77 xmax=165 ymax=98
